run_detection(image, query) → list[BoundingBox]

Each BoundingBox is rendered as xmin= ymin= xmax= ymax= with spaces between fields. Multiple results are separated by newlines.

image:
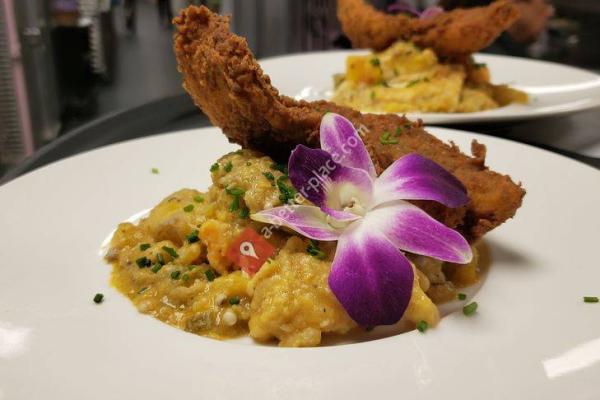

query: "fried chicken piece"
xmin=337 ymin=0 xmax=519 ymax=59
xmin=173 ymin=6 xmax=524 ymax=241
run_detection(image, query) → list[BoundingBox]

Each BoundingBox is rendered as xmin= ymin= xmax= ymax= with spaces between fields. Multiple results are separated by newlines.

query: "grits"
xmin=106 ymin=150 xmax=484 ymax=346
xmin=331 ymin=41 xmax=528 ymax=113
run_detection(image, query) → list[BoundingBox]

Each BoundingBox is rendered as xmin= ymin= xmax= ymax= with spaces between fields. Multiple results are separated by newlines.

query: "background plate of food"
xmin=2 ymin=4 xmax=599 ymax=399
xmin=1 ymin=125 xmax=599 ymax=399
xmin=272 ymin=50 xmax=600 ymax=125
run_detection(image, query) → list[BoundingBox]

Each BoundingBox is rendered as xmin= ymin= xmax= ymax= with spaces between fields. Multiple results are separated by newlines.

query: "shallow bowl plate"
xmin=1 ymin=128 xmax=599 ymax=399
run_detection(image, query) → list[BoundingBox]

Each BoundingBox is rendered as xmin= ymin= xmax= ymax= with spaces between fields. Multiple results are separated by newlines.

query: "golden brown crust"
xmin=336 ymin=0 xmax=519 ymax=59
xmin=173 ymin=6 xmax=525 ymax=241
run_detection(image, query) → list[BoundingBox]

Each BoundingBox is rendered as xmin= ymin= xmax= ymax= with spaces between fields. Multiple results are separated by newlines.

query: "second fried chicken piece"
xmin=173 ymin=6 xmax=524 ymax=241
xmin=337 ymin=0 xmax=519 ymax=59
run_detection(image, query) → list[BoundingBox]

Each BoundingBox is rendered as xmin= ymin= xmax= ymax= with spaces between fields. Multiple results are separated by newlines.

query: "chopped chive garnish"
xmin=370 ymin=57 xmax=380 ymax=67
xmin=186 ymin=229 xmax=200 ymax=243
xmin=183 ymin=204 xmax=194 ymax=213
xmin=457 ymin=293 xmax=467 ymax=301
xmin=204 ymin=269 xmax=216 ymax=282
xmin=193 ymin=195 xmax=205 ymax=203
xmin=226 ymin=186 xmax=247 ymax=212
xmin=210 ymin=163 xmax=219 ymax=172
xmin=277 ymin=178 xmax=296 ymax=204
xmin=225 ymin=187 xmax=245 ymax=197
xmin=307 ymin=240 xmax=325 ymax=259
xmin=139 ymin=243 xmax=151 ymax=251
xmin=379 ymin=131 xmax=399 ymax=145
xmin=263 ymin=172 xmax=275 ymax=181
xmin=270 ymin=163 xmax=287 ymax=174
xmin=229 ymin=197 xmax=240 ymax=212
xmin=151 ymin=168 xmax=159 ymax=174
xmin=406 ymin=79 xmax=421 ymax=88
xmin=416 ymin=320 xmax=428 ymax=333
xmin=182 ymin=273 xmax=190 ymax=282
xmin=394 ymin=126 xmax=403 ymax=136
xmin=136 ymin=256 xmax=151 ymax=268
xmin=151 ymin=264 xmax=163 ymax=273
xmin=463 ymin=302 xmax=478 ymax=316
xmin=138 ymin=287 xmax=148 ymax=294
xmin=156 ymin=253 xmax=165 ymax=265
xmin=239 ymin=207 xmax=250 ymax=219
xmin=170 ymin=271 xmax=181 ymax=280
xmin=584 ymin=296 xmax=599 ymax=303
xmin=228 ymin=296 xmax=241 ymax=305
xmin=224 ymin=161 xmax=233 ymax=173
xmin=162 ymin=246 xmax=179 ymax=259
xmin=93 ymin=293 xmax=104 ymax=304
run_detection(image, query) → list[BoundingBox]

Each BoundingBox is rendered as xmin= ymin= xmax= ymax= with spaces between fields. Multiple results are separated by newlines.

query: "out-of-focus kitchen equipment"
xmin=221 ymin=0 xmax=386 ymax=57
xmin=0 ymin=0 xmax=60 ymax=170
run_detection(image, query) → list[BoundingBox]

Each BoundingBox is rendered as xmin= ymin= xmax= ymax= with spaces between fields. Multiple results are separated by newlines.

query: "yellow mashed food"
xmin=331 ymin=41 xmax=528 ymax=113
xmin=106 ymin=150 xmax=484 ymax=347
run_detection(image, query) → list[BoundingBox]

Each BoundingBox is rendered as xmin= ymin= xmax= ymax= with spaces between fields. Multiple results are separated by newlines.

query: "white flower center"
xmin=326 ymin=215 xmax=350 ymax=229
xmin=342 ymin=196 xmax=367 ymax=217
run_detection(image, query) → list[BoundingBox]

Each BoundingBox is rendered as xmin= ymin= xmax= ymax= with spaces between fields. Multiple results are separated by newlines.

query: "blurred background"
xmin=1 ymin=0 xmax=599 ymax=177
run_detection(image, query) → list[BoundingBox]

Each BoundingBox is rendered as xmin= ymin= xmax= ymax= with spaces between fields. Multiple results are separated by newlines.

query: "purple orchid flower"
xmin=388 ymin=2 xmax=444 ymax=19
xmin=251 ymin=113 xmax=472 ymax=327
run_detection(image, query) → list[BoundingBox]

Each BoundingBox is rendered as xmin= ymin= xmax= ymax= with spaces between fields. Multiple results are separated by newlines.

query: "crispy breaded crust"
xmin=173 ymin=6 xmax=524 ymax=241
xmin=337 ymin=0 xmax=519 ymax=59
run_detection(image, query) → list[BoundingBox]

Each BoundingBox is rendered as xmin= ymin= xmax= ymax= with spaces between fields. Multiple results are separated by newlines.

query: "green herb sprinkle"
xmin=93 ymin=293 xmax=104 ymax=304
xmin=162 ymin=246 xmax=179 ymax=259
xmin=186 ymin=229 xmax=200 ymax=244
xmin=205 ymin=269 xmax=216 ymax=282
xmin=463 ymin=302 xmax=478 ymax=316
xmin=136 ymin=257 xmax=151 ymax=268
xmin=307 ymin=240 xmax=326 ymax=259
xmin=379 ymin=131 xmax=399 ymax=145
xmin=139 ymin=243 xmax=151 ymax=251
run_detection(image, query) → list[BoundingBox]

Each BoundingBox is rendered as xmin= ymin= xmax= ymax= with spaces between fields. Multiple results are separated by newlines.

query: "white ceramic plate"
xmin=261 ymin=50 xmax=600 ymax=124
xmin=1 ymin=128 xmax=599 ymax=399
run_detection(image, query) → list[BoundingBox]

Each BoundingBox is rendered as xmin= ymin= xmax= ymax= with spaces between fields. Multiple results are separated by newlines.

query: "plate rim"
xmin=1 ymin=127 xmax=600 ymax=399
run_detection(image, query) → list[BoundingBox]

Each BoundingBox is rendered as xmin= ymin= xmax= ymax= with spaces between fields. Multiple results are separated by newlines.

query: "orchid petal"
xmin=320 ymin=113 xmax=376 ymax=178
xmin=419 ymin=6 xmax=444 ymax=19
xmin=364 ymin=200 xmax=472 ymax=264
xmin=387 ymin=2 xmax=420 ymax=15
xmin=373 ymin=153 xmax=468 ymax=208
xmin=251 ymin=205 xmax=341 ymax=241
xmin=289 ymin=145 xmax=373 ymax=220
xmin=328 ymin=221 xmax=414 ymax=326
